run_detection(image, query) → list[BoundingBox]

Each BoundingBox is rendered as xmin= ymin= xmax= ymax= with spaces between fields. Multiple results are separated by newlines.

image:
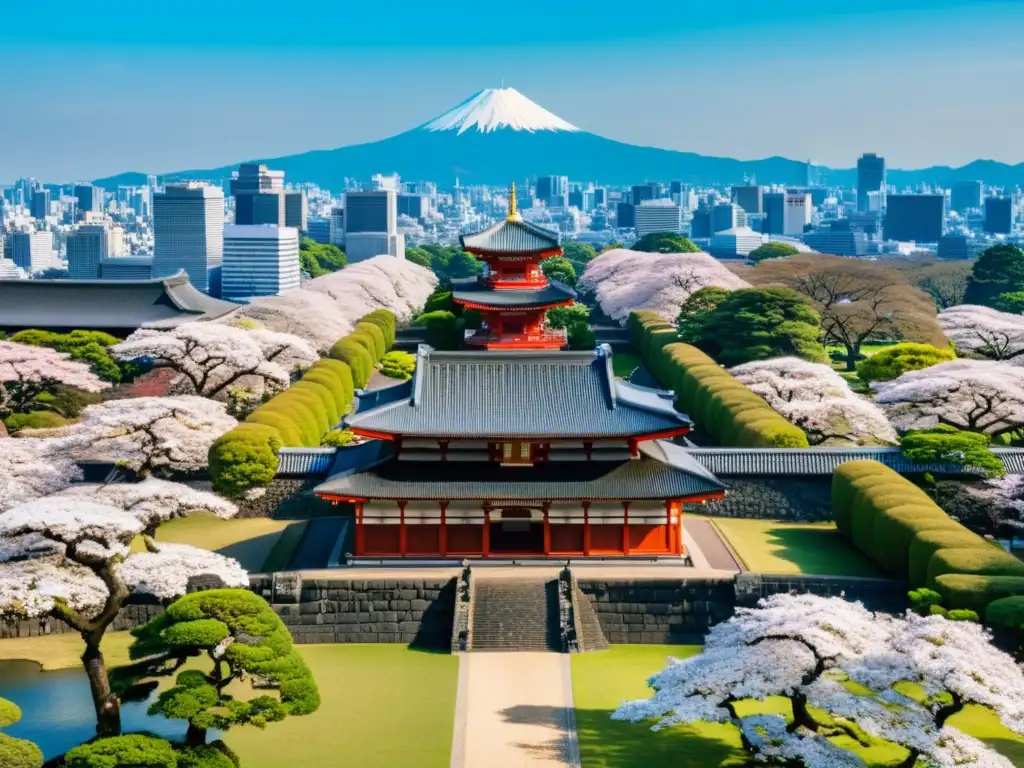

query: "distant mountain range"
xmin=91 ymin=88 xmax=1024 ymax=190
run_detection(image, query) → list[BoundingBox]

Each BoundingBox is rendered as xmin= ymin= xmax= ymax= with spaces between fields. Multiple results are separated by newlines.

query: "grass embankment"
xmin=611 ymin=351 xmax=643 ymax=379
xmin=0 ymin=637 xmax=459 ymax=768
xmin=710 ymin=518 xmax=881 ymax=577
xmin=572 ymin=645 xmax=1024 ymax=768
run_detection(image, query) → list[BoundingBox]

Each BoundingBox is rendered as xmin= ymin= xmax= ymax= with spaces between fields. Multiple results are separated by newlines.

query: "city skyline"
xmin=2 ymin=0 xmax=1023 ymax=181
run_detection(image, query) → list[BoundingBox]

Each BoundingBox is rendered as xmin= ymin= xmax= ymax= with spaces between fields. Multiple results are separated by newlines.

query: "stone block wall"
xmin=577 ymin=578 xmax=736 ymax=644
xmin=704 ymin=476 xmax=833 ymax=521
xmin=251 ymin=575 xmax=455 ymax=649
xmin=233 ymin=477 xmax=337 ymax=519
xmin=736 ymin=573 xmax=908 ymax=615
xmin=0 ymin=602 xmax=164 ymax=640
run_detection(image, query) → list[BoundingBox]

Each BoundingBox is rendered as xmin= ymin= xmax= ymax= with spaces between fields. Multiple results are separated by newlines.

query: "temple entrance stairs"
xmin=469 ymin=578 xmax=561 ymax=652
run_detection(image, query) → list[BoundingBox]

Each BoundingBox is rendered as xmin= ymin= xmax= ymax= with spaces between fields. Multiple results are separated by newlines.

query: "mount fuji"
xmin=93 ymin=88 xmax=1024 ymax=189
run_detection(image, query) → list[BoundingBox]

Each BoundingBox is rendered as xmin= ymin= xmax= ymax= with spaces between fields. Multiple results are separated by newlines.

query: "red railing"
xmin=465 ymin=330 xmax=567 ymax=346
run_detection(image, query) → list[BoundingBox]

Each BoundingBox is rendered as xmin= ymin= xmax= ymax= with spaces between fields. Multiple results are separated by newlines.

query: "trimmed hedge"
xmin=985 ymin=596 xmax=1024 ymax=629
xmin=355 ymin=321 xmax=387 ymax=361
xmin=908 ymin=529 xmax=992 ymax=588
xmin=926 ymin=547 xmax=1024 ymax=590
xmin=629 ymin=312 xmax=808 ymax=448
xmin=360 ymin=309 xmax=396 ymax=349
xmin=934 ymin=574 xmax=1024 ymax=615
xmin=329 ymin=339 xmax=374 ymax=389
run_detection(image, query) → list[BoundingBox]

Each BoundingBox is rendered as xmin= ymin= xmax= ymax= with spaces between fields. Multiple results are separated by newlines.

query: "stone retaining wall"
xmin=736 ymin=573 xmax=908 ymax=614
xmin=0 ymin=603 xmax=164 ymax=640
xmin=704 ymin=476 xmax=833 ymax=521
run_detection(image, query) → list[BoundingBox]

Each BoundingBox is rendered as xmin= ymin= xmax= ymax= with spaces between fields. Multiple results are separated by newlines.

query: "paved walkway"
xmin=683 ymin=518 xmax=742 ymax=572
xmin=453 ymin=653 xmax=580 ymax=768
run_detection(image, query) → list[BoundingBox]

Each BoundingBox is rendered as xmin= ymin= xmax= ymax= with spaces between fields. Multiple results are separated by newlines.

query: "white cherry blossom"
xmin=938 ymin=305 xmax=1024 ymax=362
xmin=0 ymin=340 xmax=110 ymax=414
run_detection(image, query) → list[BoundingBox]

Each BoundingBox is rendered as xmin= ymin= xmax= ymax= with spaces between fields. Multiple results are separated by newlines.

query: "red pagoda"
xmin=452 ymin=183 xmax=574 ymax=350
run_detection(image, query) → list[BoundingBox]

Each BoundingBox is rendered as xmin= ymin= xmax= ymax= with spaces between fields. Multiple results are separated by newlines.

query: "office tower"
xmin=67 ymin=223 xmax=111 ymax=279
xmin=222 ymin=225 xmax=300 ymax=301
xmin=631 ymin=184 xmax=658 ymax=205
xmin=343 ymin=232 xmax=405 ymax=262
xmin=847 ymin=211 xmax=882 ymax=236
xmin=74 ymin=183 xmax=104 ymax=217
xmin=937 ymin=235 xmax=970 ymax=260
xmin=669 ymin=181 xmax=683 ymax=198
xmin=536 ymin=175 xmax=568 ymax=207
xmin=30 ymin=189 xmax=51 ymax=220
xmin=784 ymin=192 xmax=812 ymax=236
xmin=231 ymin=163 xmax=285 ymax=225
xmin=710 ymin=226 xmax=763 ymax=258
xmin=568 ymin=189 xmax=583 ymax=209
xmin=984 ymin=196 xmax=1014 ymax=235
xmin=0 ymin=258 xmax=23 ymax=279
xmin=809 ymin=187 xmax=829 ymax=207
xmin=804 ymin=160 xmax=821 ymax=188
xmin=732 ymin=185 xmax=762 ymax=215
xmin=616 ymin=202 xmax=636 ymax=228
xmin=856 ymin=153 xmax=886 ymax=212
xmin=284 ymin=191 xmax=308 ymax=232
xmin=101 ymin=255 xmax=154 ymax=280
xmin=634 ymin=203 xmax=683 ymax=237
xmin=306 ymin=218 xmax=331 ymax=244
xmin=950 ymin=181 xmax=983 ymax=213
xmin=10 ymin=231 xmax=53 ymax=273
xmin=884 ymin=194 xmax=945 ymax=242
xmin=152 ymin=183 xmax=224 ymax=292
xmin=763 ymin=192 xmax=785 ymax=235
xmin=329 ymin=207 xmax=345 ymax=246
xmin=593 ymin=187 xmax=607 ymax=207
xmin=802 ymin=228 xmax=868 ymax=257
xmin=398 ymin=194 xmax=430 ymax=220
xmin=343 ymin=190 xmax=403 ymax=263
xmin=712 ymin=202 xmax=744 ymax=233
xmin=146 ymin=174 xmax=158 ymax=189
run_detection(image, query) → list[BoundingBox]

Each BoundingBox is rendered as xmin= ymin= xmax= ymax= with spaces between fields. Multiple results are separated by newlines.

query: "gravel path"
xmin=454 ymin=652 xmax=580 ymax=768
xmin=683 ymin=518 xmax=742 ymax=572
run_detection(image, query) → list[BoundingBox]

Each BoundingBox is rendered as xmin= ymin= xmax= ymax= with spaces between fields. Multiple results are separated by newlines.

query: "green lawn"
xmin=711 ymin=518 xmax=881 ymax=577
xmin=827 ymin=343 xmax=895 ymax=394
xmin=131 ymin=513 xmax=295 ymax=571
xmin=0 ymin=631 xmax=136 ymax=670
xmin=572 ymin=645 xmax=1024 ymax=768
xmin=612 ymin=351 xmax=642 ymax=379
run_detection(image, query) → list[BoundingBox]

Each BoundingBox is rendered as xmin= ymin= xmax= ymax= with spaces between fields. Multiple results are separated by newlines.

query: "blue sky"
xmin=2 ymin=0 xmax=1022 ymax=181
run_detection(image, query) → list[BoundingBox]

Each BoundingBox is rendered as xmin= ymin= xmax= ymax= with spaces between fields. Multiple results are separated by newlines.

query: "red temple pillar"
xmin=355 ymin=501 xmax=365 ymax=555
xmin=677 ymin=504 xmax=685 ymax=556
xmin=665 ymin=500 xmax=673 ymax=553
xmin=483 ymin=506 xmax=491 ymax=557
xmin=622 ymin=502 xmax=630 ymax=555
xmin=582 ymin=502 xmax=591 ymax=556
xmin=439 ymin=501 xmax=448 ymax=557
xmin=542 ymin=502 xmax=551 ymax=555
xmin=398 ymin=501 xmax=407 ymax=557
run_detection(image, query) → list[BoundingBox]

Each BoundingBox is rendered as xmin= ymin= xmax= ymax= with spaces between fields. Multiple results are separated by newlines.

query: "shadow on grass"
xmin=574 ymin=707 xmax=745 ymax=768
xmin=985 ymin=737 xmax=1024 ymax=766
xmin=761 ymin=527 xmax=879 ymax=577
xmin=215 ymin=531 xmax=287 ymax=572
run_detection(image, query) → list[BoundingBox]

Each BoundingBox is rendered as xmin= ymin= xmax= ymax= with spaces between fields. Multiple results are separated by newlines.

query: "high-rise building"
xmin=856 ymin=153 xmax=886 ymax=212
xmin=984 ymin=196 xmax=1014 ymax=235
xmin=67 ymin=224 xmax=111 ymax=279
xmin=634 ymin=203 xmax=683 ymax=238
xmin=950 ymin=181 xmax=984 ymax=214
xmin=593 ymin=188 xmax=607 ymax=207
xmin=784 ymin=192 xmax=812 ymax=236
xmin=712 ymin=202 xmax=744 ymax=233
xmin=329 ymin=207 xmax=345 ymax=246
xmin=884 ymin=194 xmax=945 ymax=242
xmin=222 ymin=225 xmax=300 ymax=301
xmin=802 ymin=228 xmax=868 ymax=257
xmin=10 ymin=231 xmax=53 ymax=274
xmin=231 ymin=163 xmax=285 ymax=226
xmin=616 ymin=202 xmax=635 ymax=228
xmin=101 ymin=256 xmax=154 ymax=280
xmin=732 ymin=185 xmax=762 ymax=215
xmin=343 ymin=190 xmax=402 ymax=262
xmin=536 ymin=176 xmax=568 ymax=208
xmin=74 ymin=184 xmax=104 ymax=217
xmin=284 ymin=191 xmax=308 ymax=232
xmin=763 ymin=192 xmax=785 ymax=235
xmin=152 ymin=183 xmax=224 ymax=292
xmin=343 ymin=233 xmax=405 ymax=263
xmin=30 ymin=189 xmax=51 ymax=220
xmin=398 ymin=194 xmax=430 ymax=220
xmin=710 ymin=227 xmax=763 ymax=258
xmin=631 ymin=184 xmax=659 ymax=205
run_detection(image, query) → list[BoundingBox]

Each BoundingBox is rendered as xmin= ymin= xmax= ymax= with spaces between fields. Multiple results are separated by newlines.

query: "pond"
xmin=0 ymin=659 xmax=192 ymax=760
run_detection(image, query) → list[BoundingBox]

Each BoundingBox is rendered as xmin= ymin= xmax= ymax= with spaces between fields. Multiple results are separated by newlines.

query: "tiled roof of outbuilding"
xmin=450 ymin=277 xmax=575 ymax=308
xmin=460 ymin=218 xmax=560 ymax=254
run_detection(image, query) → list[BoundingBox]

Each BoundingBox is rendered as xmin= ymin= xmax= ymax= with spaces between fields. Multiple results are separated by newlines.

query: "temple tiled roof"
xmin=450 ymin=277 xmax=575 ymax=308
xmin=316 ymin=440 xmax=725 ymax=501
xmin=0 ymin=272 xmax=238 ymax=332
xmin=345 ymin=344 xmax=691 ymax=439
xmin=460 ymin=218 xmax=560 ymax=254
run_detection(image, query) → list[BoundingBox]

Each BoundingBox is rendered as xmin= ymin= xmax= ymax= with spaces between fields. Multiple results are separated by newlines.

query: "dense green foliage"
xmin=747 ymin=241 xmax=798 ymax=263
xmin=831 ymin=461 xmax=1024 ymax=613
xmin=540 ymin=256 xmax=576 ymax=286
xmin=545 ymin=303 xmax=590 ymax=330
xmin=993 ymin=291 xmax=1024 ymax=314
xmin=561 ymin=242 xmax=598 ymax=276
xmin=0 ymin=698 xmax=42 ymax=768
xmin=417 ymin=244 xmax=483 ymax=280
xmin=65 ymin=735 xmax=177 ymax=768
xmin=131 ymin=590 xmax=320 ymax=747
xmin=674 ymin=286 xmax=729 ymax=344
xmin=566 ymin=322 xmax=596 ymax=350
xmin=696 ymin=287 xmax=826 ymax=366
xmin=321 ymin=428 xmax=358 ymax=447
xmin=299 ymin=238 xmax=346 ymax=278
xmin=208 ymin=423 xmax=282 ymax=498
xmin=360 ymin=309 xmax=397 ymax=349
xmin=415 ymin=310 xmax=462 ymax=350
xmin=403 ymin=247 xmax=432 ymax=269
xmin=985 ymin=596 xmax=1024 ymax=628
xmin=380 ymin=350 xmax=416 ymax=380
xmin=856 ymin=342 xmax=956 ymax=383
xmin=354 ymin=321 xmax=387 ymax=361
xmin=629 ymin=311 xmax=809 ymax=448
xmin=3 ymin=410 xmax=70 ymax=432
xmin=10 ymin=328 xmax=137 ymax=383
xmin=328 ymin=340 xmax=374 ymax=389
xmin=900 ymin=425 xmax=1004 ymax=478
xmin=631 ymin=233 xmax=701 ymax=253
xmin=964 ymin=244 xmax=1024 ymax=306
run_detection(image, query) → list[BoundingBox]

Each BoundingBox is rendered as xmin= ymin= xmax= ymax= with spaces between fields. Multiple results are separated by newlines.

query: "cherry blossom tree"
xmin=0 ymin=497 xmax=248 ymax=737
xmin=231 ymin=290 xmax=356 ymax=352
xmin=0 ymin=434 xmax=83 ymax=512
xmin=730 ymin=357 xmax=898 ymax=446
xmin=938 ymin=304 xmax=1024 ymax=362
xmin=304 ymin=254 xmax=438 ymax=325
xmin=579 ymin=248 xmax=750 ymax=324
xmin=0 ymin=340 xmax=109 ymax=416
xmin=872 ymin=359 xmax=1024 ymax=437
xmin=614 ymin=593 xmax=1023 ymax=767
xmin=110 ymin=324 xmax=317 ymax=401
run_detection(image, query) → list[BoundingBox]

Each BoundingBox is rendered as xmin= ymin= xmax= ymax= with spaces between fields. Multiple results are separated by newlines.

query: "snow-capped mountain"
xmin=91 ymin=87 xmax=1024 ymax=189
xmin=421 ymin=88 xmax=579 ymax=134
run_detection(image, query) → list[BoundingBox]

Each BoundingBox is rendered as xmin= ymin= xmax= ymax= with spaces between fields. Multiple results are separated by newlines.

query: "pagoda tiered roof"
xmin=450 ymin=277 xmax=575 ymax=308
xmin=459 ymin=217 xmax=560 ymax=256
xmin=316 ymin=439 xmax=725 ymax=501
xmin=344 ymin=345 xmax=692 ymax=440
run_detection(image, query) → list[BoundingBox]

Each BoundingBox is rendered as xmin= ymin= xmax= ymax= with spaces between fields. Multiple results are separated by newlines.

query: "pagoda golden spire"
xmin=507 ymin=182 xmax=521 ymax=221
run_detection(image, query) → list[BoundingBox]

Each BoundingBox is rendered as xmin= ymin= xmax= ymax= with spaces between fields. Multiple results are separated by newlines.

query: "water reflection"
xmin=0 ymin=660 xmax=191 ymax=760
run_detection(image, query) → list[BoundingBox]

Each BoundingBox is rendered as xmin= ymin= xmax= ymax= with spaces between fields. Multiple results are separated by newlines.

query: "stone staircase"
xmin=469 ymin=578 xmax=560 ymax=652
xmin=574 ymin=585 xmax=610 ymax=652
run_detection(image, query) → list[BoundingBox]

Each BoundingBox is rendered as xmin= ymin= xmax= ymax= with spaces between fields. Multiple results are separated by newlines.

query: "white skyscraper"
xmin=783 ymin=192 xmax=812 ymax=236
xmin=222 ymin=224 xmax=300 ymax=302
xmin=153 ymin=183 xmax=224 ymax=292
xmin=342 ymin=190 xmax=404 ymax=262
xmin=10 ymin=231 xmax=53 ymax=274
xmin=67 ymin=223 xmax=111 ymax=279
xmin=634 ymin=202 xmax=683 ymax=237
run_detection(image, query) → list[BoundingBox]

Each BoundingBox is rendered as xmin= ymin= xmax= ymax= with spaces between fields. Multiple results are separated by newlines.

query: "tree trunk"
xmin=82 ymin=633 xmax=121 ymax=737
xmin=844 ymin=347 xmax=859 ymax=371
xmin=187 ymin=723 xmax=208 ymax=746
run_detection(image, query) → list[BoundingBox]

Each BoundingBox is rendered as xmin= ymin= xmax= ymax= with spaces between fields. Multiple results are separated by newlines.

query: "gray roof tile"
xmin=451 ymin=278 xmax=575 ymax=308
xmin=460 ymin=218 xmax=560 ymax=254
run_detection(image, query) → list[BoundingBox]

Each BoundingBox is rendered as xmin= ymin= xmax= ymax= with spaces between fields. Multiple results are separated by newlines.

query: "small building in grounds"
xmin=315 ymin=344 xmax=726 ymax=559
xmin=0 ymin=271 xmax=239 ymax=335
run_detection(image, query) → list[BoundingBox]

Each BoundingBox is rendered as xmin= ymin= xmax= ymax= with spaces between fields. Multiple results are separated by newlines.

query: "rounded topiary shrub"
xmin=208 ymin=423 xmax=281 ymax=499
xmin=355 ymin=321 xmax=387 ymax=361
xmin=985 ymin=595 xmax=1024 ymax=628
xmin=934 ymin=573 xmax=1024 ymax=614
xmin=329 ymin=340 xmax=374 ymax=389
xmin=309 ymin=359 xmax=355 ymax=414
xmin=291 ymin=380 xmax=340 ymax=427
xmin=908 ymin=528 xmax=989 ymax=588
xmin=832 ymin=461 xmax=890 ymax=537
xmin=246 ymin=408 xmax=304 ymax=448
xmin=65 ymin=735 xmax=177 ymax=768
xmin=927 ymin=546 xmax=1024 ymax=589
xmin=869 ymin=504 xmax=961 ymax=577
